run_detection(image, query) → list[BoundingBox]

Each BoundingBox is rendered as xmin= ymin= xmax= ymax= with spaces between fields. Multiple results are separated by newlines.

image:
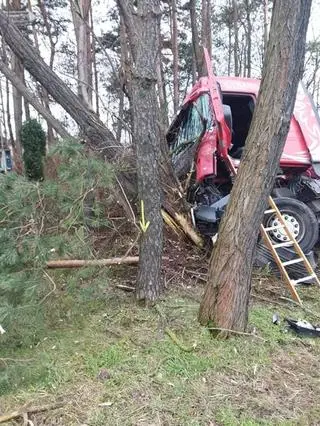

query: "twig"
xmin=39 ymin=270 xmax=57 ymax=304
xmin=0 ymin=357 xmax=34 ymax=367
xmin=116 ymin=284 xmax=135 ymax=292
xmin=207 ymin=327 xmax=265 ymax=341
xmin=165 ymin=327 xmax=195 ymax=352
xmin=123 ymin=232 xmax=140 ymax=258
xmin=114 ymin=175 xmax=138 ymax=229
xmin=0 ymin=402 xmax=64 ymax=424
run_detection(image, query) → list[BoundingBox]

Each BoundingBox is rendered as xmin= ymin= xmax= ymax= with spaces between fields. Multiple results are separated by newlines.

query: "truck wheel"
xmin=263 ymin=197 xmax=319 ymax=252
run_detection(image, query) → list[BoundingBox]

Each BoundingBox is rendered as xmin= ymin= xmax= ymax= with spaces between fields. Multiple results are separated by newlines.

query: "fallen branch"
xmin=207 ymin=327 xmax=265 ymax=341
xmin=251 ymin=293 xmax=287 ymax=307
xmin=46 ymin=256 xmax=140 ymax=268
xmin=116 ymin=284 xmax=135 ymax=292
xmin=39 ymin=270 xmax=57 ymax=304
xmin=0 ymin=403 xmax=64 ymax=424
xmin=165 ymin=327 xmax=195 ymax=352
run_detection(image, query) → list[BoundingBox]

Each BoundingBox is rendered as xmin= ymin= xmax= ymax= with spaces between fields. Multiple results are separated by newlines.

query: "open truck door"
xmin=203 ymin=48 xmax=236 ymax=175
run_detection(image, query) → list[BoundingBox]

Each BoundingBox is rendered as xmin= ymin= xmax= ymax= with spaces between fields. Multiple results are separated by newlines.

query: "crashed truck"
xmin=167 ymin=58 xmax=320 ymax=269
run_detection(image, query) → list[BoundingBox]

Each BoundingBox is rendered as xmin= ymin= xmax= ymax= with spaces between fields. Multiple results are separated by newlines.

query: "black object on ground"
xmin=285 ymin=318 xmax=320 ymax=337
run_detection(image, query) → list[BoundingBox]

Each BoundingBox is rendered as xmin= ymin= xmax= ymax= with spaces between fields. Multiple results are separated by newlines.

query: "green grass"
xmin=1 ymin=276 xmax=320 ymax=425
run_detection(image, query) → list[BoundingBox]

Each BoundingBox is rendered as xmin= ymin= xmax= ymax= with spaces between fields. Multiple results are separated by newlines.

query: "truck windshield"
xmin=168 ymin=93 xmax=214 ymax=165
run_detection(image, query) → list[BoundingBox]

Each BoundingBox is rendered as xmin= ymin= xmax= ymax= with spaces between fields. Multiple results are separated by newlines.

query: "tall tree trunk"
xmin=199 ymin=0 xmax=311 ymax=334
xmin=156 ymin=52 xmax=168 ymax=129
xmin=171 ymin=0 xmax=179 ymax=115
xmin=9 ymin=0 xmax=23 ymax=152
xmin=118 ymin=0 xmax=163 ymax=303
xmin=244 ymin=0 xmax=252 ymax=77
xmin=0 ymin=76 xmax=8 ymax=143
xmin=190 ymin=0 xmax=206 ymax=77
xmin=35 ymin=0 xmax=56 ymax=145
xmin=232 ymin=0 xmax=239 ymax=76
xmin=70 ymin=0 xmax=93 ymax=107
xmin=201 ymin=0 xmax=212 ymax=56
xmin=1 ymin=34 xmax=21 ymax=172
xmin=90 ymin=5 xmax=99 ymax=116
xmin=263 ymin=0 xmax=269 ymax=60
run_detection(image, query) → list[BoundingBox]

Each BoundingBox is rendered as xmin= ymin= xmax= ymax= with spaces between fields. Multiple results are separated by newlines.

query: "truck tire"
xmin=263 ymin=197 xmax=319 ymax=252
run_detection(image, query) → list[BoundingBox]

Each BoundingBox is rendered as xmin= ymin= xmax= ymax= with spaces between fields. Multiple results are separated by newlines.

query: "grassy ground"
xmin=1 ymin=268 xmax=320 ymax=426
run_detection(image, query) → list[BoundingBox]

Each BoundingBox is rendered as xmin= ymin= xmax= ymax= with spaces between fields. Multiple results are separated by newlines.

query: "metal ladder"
xmin=260 ymin=196 xmax=320 ymax=305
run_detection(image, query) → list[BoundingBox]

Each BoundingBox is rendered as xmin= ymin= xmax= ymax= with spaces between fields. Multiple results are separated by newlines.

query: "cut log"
xmin=46 ymin=256 xmax=140 ymax=268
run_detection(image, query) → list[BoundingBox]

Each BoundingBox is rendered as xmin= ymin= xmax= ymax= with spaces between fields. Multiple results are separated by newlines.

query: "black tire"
xmin=263 ymin=197 xmax=319 ymax=252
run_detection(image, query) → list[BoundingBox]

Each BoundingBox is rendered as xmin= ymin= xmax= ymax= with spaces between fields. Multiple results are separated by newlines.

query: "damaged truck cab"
xmin=167 ymin=54 xmax=320 ymax=253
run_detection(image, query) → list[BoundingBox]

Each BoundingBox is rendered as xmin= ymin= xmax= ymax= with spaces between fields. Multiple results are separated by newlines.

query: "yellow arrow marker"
xmin=139 ymin=199 xmax=150 ymax=233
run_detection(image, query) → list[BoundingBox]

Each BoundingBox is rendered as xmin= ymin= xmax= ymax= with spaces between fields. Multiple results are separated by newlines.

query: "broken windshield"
xmin=168 ymin=93 xmax=214 ymax=166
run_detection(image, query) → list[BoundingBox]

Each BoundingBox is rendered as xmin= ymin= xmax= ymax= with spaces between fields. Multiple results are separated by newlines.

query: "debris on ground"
xmin=285 ymin=318 xmax=320 ymax=337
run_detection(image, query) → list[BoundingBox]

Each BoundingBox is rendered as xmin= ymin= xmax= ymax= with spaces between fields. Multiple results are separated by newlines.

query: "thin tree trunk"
xmin=244 ymin=0 xmax=252 ymax=77
xmin=1 ymin=34 xmax=21 ymax=171
xmin=263 ymin=0 xmax=269 ymax=60
xmin=12 ymin=55 xmax=23 ymax=143
xmin=190 ymin=0 xmax=206 ymax=77
xmin=23 ymin=76 xmax=30 ymax=120
xmin=70 ymin=0 xmax=93 ymax=107
xmin=116 ymin=89 xmax=124 ymax=143
xmin=232 ymin=0 xmax=239 ymax=76
xmin=90 ymin=5 xmax=99 ymax=116
xmin=171 ymin=0 xmax=179 ymax=115
xmin=0 ymin=76 xmax=8 ymax=143
xmin=201 ymin=0 xmax=212 ymax=56
xmin=35 ymin=0 xmax=56 ymax=145
xmin=156 ymin=53 xmax=168 ymax=129
xmin=199 ymin=0 xmax=311 ymax=334
xmin=227 ymin=0 xmax=232 ymax=76
xmin=9 ymin=0 xmax=23 ymax=151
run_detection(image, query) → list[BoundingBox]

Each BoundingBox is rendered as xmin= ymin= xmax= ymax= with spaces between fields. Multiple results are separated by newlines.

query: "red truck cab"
xmin=167 ymin=53 xmax=320 ymax=252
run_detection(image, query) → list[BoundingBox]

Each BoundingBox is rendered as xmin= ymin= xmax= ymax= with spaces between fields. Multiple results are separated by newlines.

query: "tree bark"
xmin=199 ymin=0 xmax=311 ymax=334
xmin=190 ymin=0 xmax=206 ymax=77
xmin=70 ymin=0 xmax=93 ymax=107
xmin=118 ymin=0 xmax=163 ymax=303
xmin=156 ymin=52 xmax=168 ymax=129
xmin=34 ymin=0 xmax=56 ymax=145
xmin=244 ymin=0 xmax=252 ymax=77
xmin=0 ymin=60 xmax=71 ymax=139
xmin=201 ymin=0 xmax=212 ymax=57
xmin=263 ymin=0 xmax=269 ymax=60
xmin=90 ymin=5 xmax=99 ymax=116
xmin=9 ymin=0 xmax=23 ymax=152
xmin=171 ymin=0 xmax=179 ymax=115
xmin=232 ymin=0 xmax=239 ymax=76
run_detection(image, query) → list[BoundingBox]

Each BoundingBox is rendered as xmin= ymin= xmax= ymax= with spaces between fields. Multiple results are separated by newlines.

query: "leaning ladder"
xmin=260 ymin=196 xmax=320 ymax=305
